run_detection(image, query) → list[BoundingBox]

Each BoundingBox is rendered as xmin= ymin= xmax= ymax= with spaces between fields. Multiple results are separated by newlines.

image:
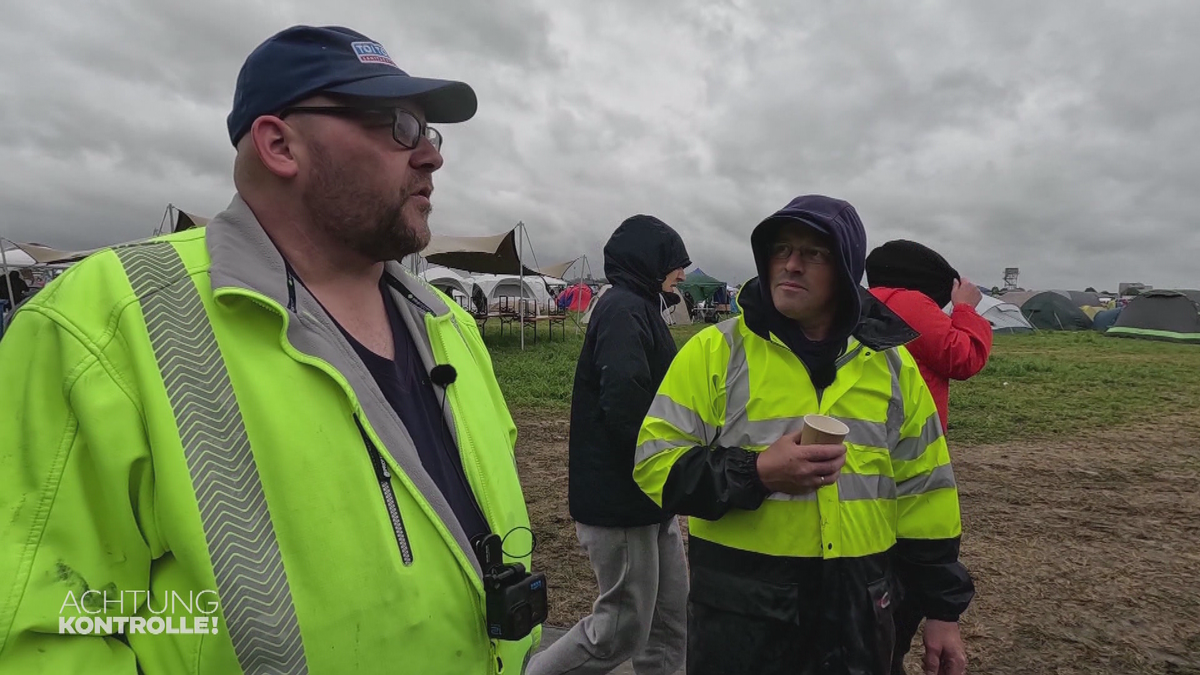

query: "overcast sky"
xmin=2 ymin=0 xmax=1198 ymax=291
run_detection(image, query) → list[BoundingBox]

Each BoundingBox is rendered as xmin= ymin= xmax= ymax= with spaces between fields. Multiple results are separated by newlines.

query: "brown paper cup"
xmin=799 ymin=414 xmax=850 ymax=446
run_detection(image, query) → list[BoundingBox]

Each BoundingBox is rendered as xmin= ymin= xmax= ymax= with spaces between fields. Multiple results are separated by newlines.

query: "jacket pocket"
xmin=686 ymin=566 xmax=814 ymax=675
xmin=690 ymin=565 xmax=803 ymax=623
xmin=867 ymin=576 xmax=897 ymax=674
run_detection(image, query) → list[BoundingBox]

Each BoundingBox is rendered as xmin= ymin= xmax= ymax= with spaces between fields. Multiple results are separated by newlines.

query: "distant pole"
xmin=518 ymin=221 xmax=525 ymax=351
xmin=1 ymin=239 xmax=15 ymax=327
xmin=575 ymin=256 xmax=586 ymax=336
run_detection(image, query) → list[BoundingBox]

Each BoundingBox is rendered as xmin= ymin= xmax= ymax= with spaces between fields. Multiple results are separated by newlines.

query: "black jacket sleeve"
xmin=892 ymin=537 xmax=975 ymax=621
xmin=593 ymin=306 xmax=656 ymax=451
xmin=659 ymin=445 xmax=772 ymax=520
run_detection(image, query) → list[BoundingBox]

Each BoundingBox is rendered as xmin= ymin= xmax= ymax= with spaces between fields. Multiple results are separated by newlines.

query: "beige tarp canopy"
xmin=173 ymin=210 xmax=210 ymax=232
xmin=422 ymin=227 xmax=542 ymax=276
xmin=0 ymin=241 xmax=111 ymax=266
xmin=536 ymin=258 xmax=581 ymax=280
xmin=153 ymin=205 xmax=211 ymax=236
xmin=5 ymin=242 xmax=79 ymax=264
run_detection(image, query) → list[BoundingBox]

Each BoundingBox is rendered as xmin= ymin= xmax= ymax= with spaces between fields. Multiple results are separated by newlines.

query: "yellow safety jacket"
xmin=633 ymin=288 xmax=973 ymax=673
xmin=0 ymin=195 xmax=540 ymax=674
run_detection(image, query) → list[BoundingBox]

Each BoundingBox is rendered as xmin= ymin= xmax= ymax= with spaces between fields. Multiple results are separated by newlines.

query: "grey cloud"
xmin=2 ymin=0 xmax=1198 ymax=293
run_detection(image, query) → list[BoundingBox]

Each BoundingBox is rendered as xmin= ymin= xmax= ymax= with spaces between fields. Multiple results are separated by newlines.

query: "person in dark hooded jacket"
xmin=633 ymin=195 xmax=973 ymax=675
xmin=528 ymin=215 xmax=691 ymax=675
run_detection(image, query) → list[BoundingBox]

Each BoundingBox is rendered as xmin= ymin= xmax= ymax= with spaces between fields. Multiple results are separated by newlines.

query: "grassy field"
xmin=489 ymin=320 xmax=1200 ymax=445
xmin=948 ymin=331 xmax=1200 ymax=445
xmin=482 ymin=319 xmax=1200 ymax=674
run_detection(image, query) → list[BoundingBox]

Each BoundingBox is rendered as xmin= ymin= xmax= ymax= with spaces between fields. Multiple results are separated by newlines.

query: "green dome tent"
xmin=1021 ymin=291 xmax=1093 ymax=330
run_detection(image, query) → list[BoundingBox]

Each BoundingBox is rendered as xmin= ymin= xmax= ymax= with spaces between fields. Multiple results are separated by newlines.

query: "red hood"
xmin=869 ymin=286 xmax=905 ymax=304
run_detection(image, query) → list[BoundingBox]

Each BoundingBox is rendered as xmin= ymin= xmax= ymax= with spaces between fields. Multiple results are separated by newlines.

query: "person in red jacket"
xmin=865 ymin=240 xmax=993 ymax=434
xmin=865 ymin=239 xmax=992 ymax=675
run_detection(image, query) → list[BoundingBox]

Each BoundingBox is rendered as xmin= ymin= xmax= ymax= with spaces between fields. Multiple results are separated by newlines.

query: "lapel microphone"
xmin=430 ymin=364 xmax=457 ymax=388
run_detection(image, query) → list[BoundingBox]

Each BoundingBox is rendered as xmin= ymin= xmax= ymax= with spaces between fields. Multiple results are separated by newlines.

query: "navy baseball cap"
xmin=227 ymin=25 xmax=478 ymax=146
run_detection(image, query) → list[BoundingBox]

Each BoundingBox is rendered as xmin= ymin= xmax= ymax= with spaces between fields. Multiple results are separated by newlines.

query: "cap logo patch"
xmin=351 ymin=41 xmax=398 ymax=68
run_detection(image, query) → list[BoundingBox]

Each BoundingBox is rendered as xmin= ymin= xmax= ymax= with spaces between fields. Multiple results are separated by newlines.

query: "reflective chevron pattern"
xmin=116 ymin=243 xmax=308 ymax=674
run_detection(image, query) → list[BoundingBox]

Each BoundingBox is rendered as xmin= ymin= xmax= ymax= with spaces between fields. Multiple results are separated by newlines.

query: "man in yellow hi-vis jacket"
xmin=633 ymin=195 xmax=974 ymax=675
xmin=0 ymin=25 xmax=540 ymax=675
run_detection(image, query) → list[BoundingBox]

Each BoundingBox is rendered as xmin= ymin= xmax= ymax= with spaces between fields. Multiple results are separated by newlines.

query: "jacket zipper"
xmin=357 ymin=415 xmax=414 ymax=566
xmin=226 ymin=287 xmax=417 ymax=566
xmin=236 ymin=285 xmax=507 ymax=667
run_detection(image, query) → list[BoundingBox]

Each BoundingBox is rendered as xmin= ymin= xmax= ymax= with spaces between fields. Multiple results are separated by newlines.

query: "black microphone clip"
xmin=430 ymin=364 xmax=458 ymax=388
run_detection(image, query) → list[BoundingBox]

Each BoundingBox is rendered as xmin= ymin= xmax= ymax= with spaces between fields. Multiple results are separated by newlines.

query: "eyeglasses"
xmin=277 ymin=106 xmax=442 ymax=151
xmin=769 ymin=242 xmax=833 ymax=265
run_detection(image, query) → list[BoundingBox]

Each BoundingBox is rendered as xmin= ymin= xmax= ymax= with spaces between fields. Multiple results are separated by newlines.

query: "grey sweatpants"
xmin=527 ymin=519 xmax=688 ymax=675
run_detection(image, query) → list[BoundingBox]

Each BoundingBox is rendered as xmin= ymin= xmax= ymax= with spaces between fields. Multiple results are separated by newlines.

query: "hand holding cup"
xmin=756 ymin=415 xmax=849 ymax=495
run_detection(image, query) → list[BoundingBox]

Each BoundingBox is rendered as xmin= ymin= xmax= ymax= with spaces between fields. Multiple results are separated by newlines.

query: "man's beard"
xmin=303 ymin=142 xmax=431 ymax=263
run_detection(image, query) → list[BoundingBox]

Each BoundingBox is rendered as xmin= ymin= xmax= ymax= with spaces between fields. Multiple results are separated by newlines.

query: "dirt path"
xmin=513 ymin=410 xmax=1200 ymax=675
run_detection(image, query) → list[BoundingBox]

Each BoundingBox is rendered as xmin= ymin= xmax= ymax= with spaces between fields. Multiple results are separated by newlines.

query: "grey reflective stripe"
xmin=718 ymin=319 xmax=750 ymax=430
xmin=117 ymin=243 xmax=308 ymax=675
xmin=838 ymin=417 xmax=888 ymax=449
xmin=725 ymin=415 xmax=885 ymax=450
xmin=723 ymin=416 xmax=799 ymax=449
xmin=897 ymin=463 xmax=957 ymax=497
xmin=635 ymin=438 xmax=689 ymax=465
xmin=893 ymin=413 xmax=943 ymax=462
xmin=720 ymin=326 xmax=867 ymax=449
xmin=646 ymin=394 xmax=717 ymax=443
xmin=884 ymin=350 xmax=904 ymax=451
xmin=767 ymin=472 xmax=897 ymax=502
xmin=636 ymin=394 xmax=717 ymax=464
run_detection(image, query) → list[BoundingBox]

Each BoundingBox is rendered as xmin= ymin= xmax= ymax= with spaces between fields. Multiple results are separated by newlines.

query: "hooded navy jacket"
xmin=568 ymin=215 xmax=691 ymax=527
xmin=653 ymin=196 xmax=973 ymax=675
xmin=741 ymin=195 xmax=868 ymax=389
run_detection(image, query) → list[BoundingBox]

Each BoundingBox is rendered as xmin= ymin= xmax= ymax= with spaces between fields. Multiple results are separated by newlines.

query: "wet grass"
xmin=488 ymin=321 xmax=1200 ymax=443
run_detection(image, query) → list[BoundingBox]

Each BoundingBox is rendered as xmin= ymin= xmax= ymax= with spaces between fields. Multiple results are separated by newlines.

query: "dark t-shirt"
xmin=336 ymin=280 xmax=490 ymax=545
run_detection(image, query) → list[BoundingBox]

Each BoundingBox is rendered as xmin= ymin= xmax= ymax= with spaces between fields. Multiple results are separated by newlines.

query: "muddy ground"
xmin=514 ymin=410 xmax=1200 ymax=675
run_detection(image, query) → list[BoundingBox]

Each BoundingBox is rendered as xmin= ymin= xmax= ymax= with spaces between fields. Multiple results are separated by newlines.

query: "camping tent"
xmin=581 ymin=285 xmax=611 ymax=326
xmin=422 ymin=266 xmax=476 ymax=307
xmin=557 ymin=283 xmax=593 ymax=311
xmin=995 ymin=290 xmax=1037 ymax=308
xmin=663 ymin=298 xmax=692 ymax=325
xmin=1170 ymin=289 xmax=1200 ymax=305
xmin=975 ymin=295 xmax=1034 ymax=334
xmin=1053 ymin=290 xmax=1101 ymax=308
xmin=474 ymin=274 xmax=552 ymax=310
xmin=1021 ymin=292 xmax=1093 ymax=330
xmin=677 ymin=270 xmax=727 ymax=303
xmin=1106 ymin=290 xmax=1200 ymax=343
xmin=1092 ymin=307 xmax=1122 ymax=332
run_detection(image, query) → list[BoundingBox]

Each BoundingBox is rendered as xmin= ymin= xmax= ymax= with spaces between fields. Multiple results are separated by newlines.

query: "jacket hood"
xmin=748 ymin=195 xmax=868 ymax=346
xmin=604 ymin=215 xmax=692 ymax=301
xmin=738 ymin=281 xmax=917 ymax=352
